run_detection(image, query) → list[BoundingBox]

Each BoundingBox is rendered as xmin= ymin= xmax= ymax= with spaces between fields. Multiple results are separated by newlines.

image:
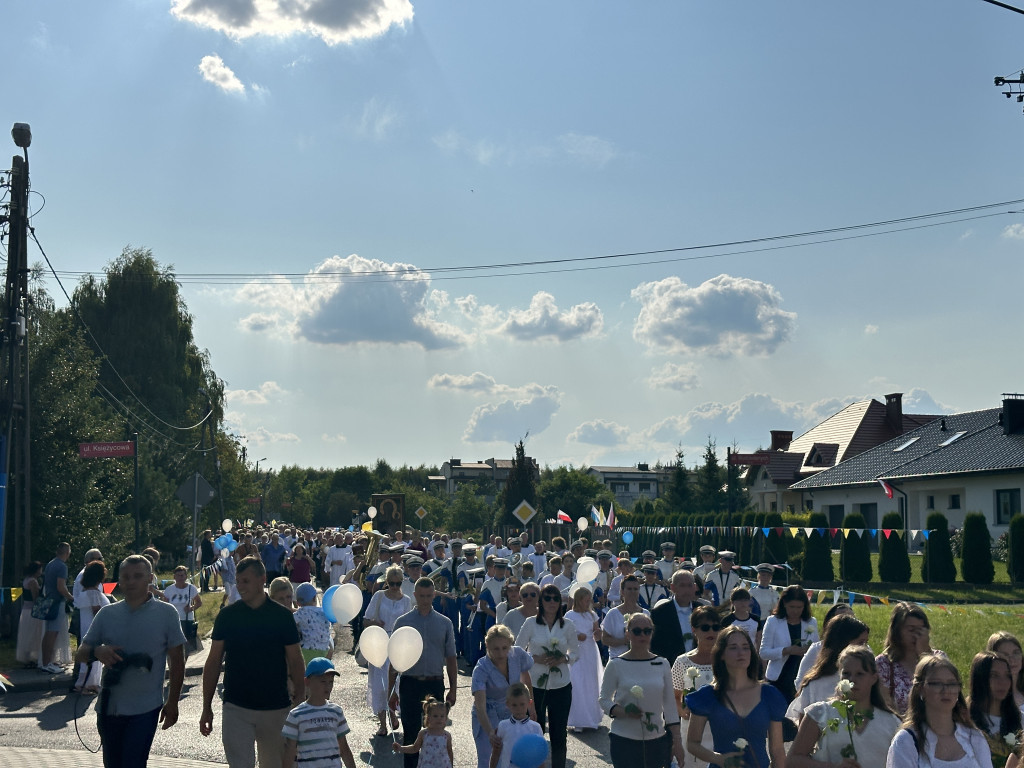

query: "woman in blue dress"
xmin=471 ymin=624 xmax=535 ymax=768
xmin=686 ymin=625 xmax=788 ymax=768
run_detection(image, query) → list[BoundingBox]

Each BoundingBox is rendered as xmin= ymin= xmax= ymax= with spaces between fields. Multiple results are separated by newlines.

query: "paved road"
xmin=0 ymin=625 xmax=616 ymax=767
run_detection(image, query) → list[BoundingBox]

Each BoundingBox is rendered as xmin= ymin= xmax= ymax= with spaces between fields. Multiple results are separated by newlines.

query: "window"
xmin=949 ymin=494 xmax=961 ymax=510
xmin=610 ymin=482 xmax=629 ymax=494
xmin=894 ymin=437 xmax=920 ymax=452
xmin=639 ymin=482 xmax=651 ymax=493
xmin=926 ymin=495 xmax=935 ymax=510
xmin=770 ymin=501 xmax=777 ymax=512
xmin=996 ymin=489 xmax=1021 ymax=526
xmin=939 ymin=431 xmax=967 ymax=447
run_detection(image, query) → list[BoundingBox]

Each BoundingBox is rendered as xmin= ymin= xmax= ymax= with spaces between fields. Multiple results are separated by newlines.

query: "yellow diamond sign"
xmin=512 ymin=500 xmax=537 ymax=526
xmin=415 ymin=506 xmax=428 ymax=520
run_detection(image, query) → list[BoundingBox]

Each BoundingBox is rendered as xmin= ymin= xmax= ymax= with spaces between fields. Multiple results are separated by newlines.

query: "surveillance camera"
xmin=11 ymin=123 xmax=31 ymax=149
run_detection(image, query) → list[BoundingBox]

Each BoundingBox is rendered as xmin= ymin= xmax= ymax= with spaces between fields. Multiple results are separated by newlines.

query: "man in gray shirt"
xmin=77 ymin=554 xmax=186 ymax=768
xmin=389 ymin=578 xmax=457 ymax=768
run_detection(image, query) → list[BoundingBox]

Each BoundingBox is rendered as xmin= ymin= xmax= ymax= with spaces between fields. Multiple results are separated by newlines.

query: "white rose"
xmin=1005 ymin=733 xmax=1019 ymax=747
xmin=837 ymin=679 xmax=855 ymax=696
xmin=734 ymin=738 xmax=748 ymax=750
xmin=630 ymin=685 xmax=644 ymax=698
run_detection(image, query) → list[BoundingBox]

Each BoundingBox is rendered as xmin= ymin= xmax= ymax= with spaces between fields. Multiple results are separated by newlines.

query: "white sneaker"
xmin=42 ymin=663 xmax=64 ymax=674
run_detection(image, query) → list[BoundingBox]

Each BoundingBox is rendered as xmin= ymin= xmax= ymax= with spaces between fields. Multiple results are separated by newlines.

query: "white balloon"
xmin=358 ymin=625 xmax=390 ymax=668
xmin=331 ymin=583 xmax=364 ymax=625
xmin=577 ymin=517 xmax=589 ymax=531
xmin=388 ymin=626 xmax=424 ymax=673
xmin=575 ymin=559 xmax=600 ymax=583
xmin=368 ymin=506 xmax=378 ymax=519
xmin=222 ymin=518 xmax=233 ymax=533
xmin=569 ymin=581 xmax=593 ymax=600
xmin=220 ymin=548 xmax=230 ymax=558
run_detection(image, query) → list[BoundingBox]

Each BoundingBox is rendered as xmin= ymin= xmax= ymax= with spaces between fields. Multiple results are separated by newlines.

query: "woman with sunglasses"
xmin=472 ymin=624 xmax=535 ymax=768
xmin=502 ymin=581 xmax=539 ymax=639
xmin=687 ymin=625 xmax=787 ymax=768
xmin=601 ymin=575 xmax=649 ymax=660
xmin=363 ymin=565 xmax=412 ymax=737
xmin=515 ymin=583 xmax=579 ymax=768
xmin=760 ymin=584 xmax=819 ymax=702
xmin=600 ymin=613 xmax=685 ymax=768
xmin=672 ymin=605 xmax=720 ymax=761
xmin=565 ymin=585 xmax=603 ymax=731
xmin=887 ymin=655 xmax=991 ymax=768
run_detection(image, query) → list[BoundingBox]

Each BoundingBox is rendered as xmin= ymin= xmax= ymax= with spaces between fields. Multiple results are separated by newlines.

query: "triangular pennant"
xmin=804 ymin=527 xmax=815 ymax=538
xmin=805 ymin=590 xmax=814 ymax=602
xmin=880 ymin=596 xmax=889 ymax=606
xmin=854 ymin=529 xmax=864 ymax=538
xmin=882 ymin=529 xmax=892 ymax=540
xmin=922 ymin=530 xmax=930 ymax=540
xmin=831 ymin=528 xmax=839 ymax=537
xmin=864 ymin=595 xmax=872 ymax=607
xmin=910 ymin=529 xmax=920 ymax=540
xmin=816 ymin=527 xmax=826 ymax=537
xmin=869 ymin=529 xmax=878 ymax=538
xmin=842 ymin=529 xmax=852 ymax=539
xmin=11 ymin=587 xmax=22 ymax=602
xmin=790 ymin=528 xmax=800 ymax=538
xmin=816 ymin=589 xmax=828 ymax=604
xmin=833 ymin=589 xmax=841 ymax=604
xmin=774 ymin=527 xmax=784 ymax=536
xmin=847 ymin=592 xmax=855 ymax=606
xmin=762 ymin=528 xmax=771 ymax=537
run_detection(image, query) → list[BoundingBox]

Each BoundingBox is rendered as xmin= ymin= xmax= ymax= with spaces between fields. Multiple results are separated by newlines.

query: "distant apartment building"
xmin=587 ymin=463 xmax=672 ymax=507
xmin=440 ymin=456 xmax=540 ymax=502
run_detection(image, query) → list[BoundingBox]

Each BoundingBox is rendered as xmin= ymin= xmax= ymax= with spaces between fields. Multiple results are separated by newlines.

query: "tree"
xmin=839 ymin=512 xmax=873 ymax=582
xmin=960 ymin=512 xmax=995 ymax=585
xmin=497 ymin=440 xmax=537 ymax=526
xmin=1009 ymin=514 xmax=1024 ymax=583
xmin=448 ymin=484 xmax=492 ymax=534
xmin=878 ymin=511 xmax=912 ymax=583
xmin=661 ymin=447 xmax=692 ymax=516
xmin=762 ymin=512 xmax=786 ymax=565
xmin=693 ymin=438 xmax=724 ymax=515
xmin=802 ymin=512 xmax=834 ymax=582
xmin=725 ymin=442 xmax=749 ymax=523
xmin=536 ymin=466 xmax=613 ymax=522
xmin=921 ymin=512 xmax=957 ymax=583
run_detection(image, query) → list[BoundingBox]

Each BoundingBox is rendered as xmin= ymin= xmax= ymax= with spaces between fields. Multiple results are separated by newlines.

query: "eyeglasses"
xmin=388 ymin=581 xmax=403 ymax=587
xmin=521 ymin=592 xmax=538 ymax=598
xmin=542 ymin=594 xmax=560 ymax=602
xmin=696 ymin=623 xmax=722 ymax=632
xmin=924 ymin=681 xmax=962 ymax=693
xmin=630 ymin=627 xmax=654 ymax=636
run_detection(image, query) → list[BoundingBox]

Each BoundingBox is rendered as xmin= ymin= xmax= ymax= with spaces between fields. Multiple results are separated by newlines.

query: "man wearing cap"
xmin=749 ymin=563 xmax=780 ymax=618
xmin=638 ymin=564 xmax=670 ymax=610
xmin=641 ymin=549 xmax=657 ymax=566
xmin=703 ymin=550 xmax=742 ymax=607
xmin=389 ymin=578 xmax=458 ymax=768
xmin=607 ymin=554 xmax=634 ymax=607
xmin=650 ymin=570 xmax=702 ymax=665
xmin=478 ymin=558 xmax=508 ymax=632
xmin=402 ymin=556 xmax=424 ymax=600
xmin=282 ymin=658 xmax=356 ymax=768
xmin=656 ymin=542 xmax=677 ymax=584
xmin=694 ymin=545 xmax=718 ymax=581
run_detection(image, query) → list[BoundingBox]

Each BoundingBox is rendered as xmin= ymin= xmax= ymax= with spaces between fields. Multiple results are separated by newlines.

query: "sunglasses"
xmin=630 ymin=627 xmax=654 ymax=636
xmin=521 ymin=592 xmax=538 ymax=598
xmin=542 ymin=594 xmax=560 ymax=602
xmin=696 ymin=623 xmax=722 ymax=633
xmin=388 ymin=581 xmax=403 ymax=587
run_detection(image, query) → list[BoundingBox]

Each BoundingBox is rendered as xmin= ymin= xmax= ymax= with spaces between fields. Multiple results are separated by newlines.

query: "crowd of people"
xmin=12 ymin=526 xmax=1024 ymax=768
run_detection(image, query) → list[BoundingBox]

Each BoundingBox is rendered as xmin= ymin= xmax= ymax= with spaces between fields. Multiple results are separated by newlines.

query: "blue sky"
xmin=5 ymin=1 xmax=1023 ymax=472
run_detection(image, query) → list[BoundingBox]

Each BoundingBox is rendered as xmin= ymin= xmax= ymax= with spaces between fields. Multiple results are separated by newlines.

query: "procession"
xmin=6 ymin=517 xmax=1024 ymax=768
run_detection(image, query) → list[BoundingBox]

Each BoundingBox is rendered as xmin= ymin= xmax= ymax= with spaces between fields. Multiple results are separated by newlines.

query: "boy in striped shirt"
xmin=282 ymin=658 xmax=356 ymax=768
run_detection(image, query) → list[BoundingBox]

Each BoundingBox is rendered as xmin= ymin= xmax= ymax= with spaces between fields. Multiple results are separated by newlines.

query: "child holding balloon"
xmin=490 ymin=683 xmax=546 ymax=768
xmin=392 ymin=696 xmax=454 ymax=768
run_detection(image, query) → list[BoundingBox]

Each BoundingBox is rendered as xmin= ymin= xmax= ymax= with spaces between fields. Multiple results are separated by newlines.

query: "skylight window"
xmin=938 ymin=431 xmax=967 ymax=447
xmin=893 ymin=437 xmax=920 ymax=452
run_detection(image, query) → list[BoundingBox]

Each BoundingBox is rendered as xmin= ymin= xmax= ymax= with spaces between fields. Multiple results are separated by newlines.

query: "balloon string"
xmin=389 ymin=675 xmax=401 ymax=744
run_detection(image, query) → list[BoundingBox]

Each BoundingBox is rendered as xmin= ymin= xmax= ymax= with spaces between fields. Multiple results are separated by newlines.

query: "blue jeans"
xmin=98 ymin=706 xmax=160 ymax=768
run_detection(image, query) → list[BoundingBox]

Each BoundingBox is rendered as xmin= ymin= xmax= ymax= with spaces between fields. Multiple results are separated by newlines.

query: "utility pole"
xmin=0 ymin=123 xmax=32 ymax=589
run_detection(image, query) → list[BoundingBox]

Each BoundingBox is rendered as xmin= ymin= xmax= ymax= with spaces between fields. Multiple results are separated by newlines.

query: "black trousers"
xmin=609 ymin=731 xmax=672 ymax=768
xmin=398 ymin=676 xmax=444 ymax=768
xmin=534 ymin=683 xmax=572 ymax=768
xmin=98 ymin=706 xmax=160 ymax=768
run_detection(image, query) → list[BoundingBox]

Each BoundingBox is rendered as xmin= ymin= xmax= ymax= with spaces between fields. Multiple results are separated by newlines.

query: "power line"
xmin=30 ymin=227 xmax=213 ymax=433
xmin=979 ymin=0 xmax=1024 ymax=16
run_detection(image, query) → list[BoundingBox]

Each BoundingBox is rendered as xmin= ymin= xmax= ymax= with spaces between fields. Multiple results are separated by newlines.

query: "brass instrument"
xmin=356 ymin=530 xmax=385 ymax=590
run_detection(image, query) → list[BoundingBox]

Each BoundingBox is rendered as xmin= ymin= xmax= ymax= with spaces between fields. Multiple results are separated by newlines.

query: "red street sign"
xmin=729 ymin=453 xmax=770 ymax=466
xmin=246 ymin=497 xmax=262 ymax=505
xmin=79 ymin=441 xmax=136 ymax=458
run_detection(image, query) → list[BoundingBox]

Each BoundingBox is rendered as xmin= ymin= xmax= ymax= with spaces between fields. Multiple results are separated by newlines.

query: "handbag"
xmin=181 ymin=619 xmax=199 ymax=652
xmin=31 ymin=593 xmax=61 ymax=621
xmin=69 ymin=607 xmax=82 ymax=639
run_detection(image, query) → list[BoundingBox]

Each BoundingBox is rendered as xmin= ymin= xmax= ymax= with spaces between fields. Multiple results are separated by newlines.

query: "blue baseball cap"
xmin=295 ymin=583 xmax=318 ymax=604
xmin=305 ymin=657 xmax=340 ymax=678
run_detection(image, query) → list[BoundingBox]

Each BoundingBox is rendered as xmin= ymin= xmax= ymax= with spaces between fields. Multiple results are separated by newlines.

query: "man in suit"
xmin=650 ymin=570 xmax=702 ymax=665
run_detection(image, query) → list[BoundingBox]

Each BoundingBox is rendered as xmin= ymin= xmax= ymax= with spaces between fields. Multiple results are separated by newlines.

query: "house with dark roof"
xmin=587 ymin=463 xmax=672 ymax=506
xmin=747 ymin=393 xmax=941 ymax=520
xmin=440 ymin=456 xmax=540 ymax=501
xmin=788 ymin=395 xmax=1024 ymax=532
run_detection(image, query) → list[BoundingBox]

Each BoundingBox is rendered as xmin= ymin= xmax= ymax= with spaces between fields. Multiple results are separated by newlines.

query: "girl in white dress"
xmin=364 ymin=566 xmax=411 ymax=737
xmin=789 ymin=645 xmax=901 ymax=768
xmin=565 ymin=585 xmax=603 ymax=730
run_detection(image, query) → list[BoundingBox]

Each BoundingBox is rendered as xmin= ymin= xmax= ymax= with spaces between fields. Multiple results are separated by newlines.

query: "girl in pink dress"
xmin=392 ymin=697 xmax=454 ymax=768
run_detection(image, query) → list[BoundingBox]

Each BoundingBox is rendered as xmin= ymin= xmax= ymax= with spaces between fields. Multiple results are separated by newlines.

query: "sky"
xmin=4 ymin=1 xmax=1024 ymax=473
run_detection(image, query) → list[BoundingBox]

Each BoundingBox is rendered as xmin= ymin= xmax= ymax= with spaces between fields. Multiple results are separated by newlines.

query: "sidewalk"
xmin=3 ymin=747 xmax=222 ymax=768
xmin=2 ymin=639 xmax=212 ymax=694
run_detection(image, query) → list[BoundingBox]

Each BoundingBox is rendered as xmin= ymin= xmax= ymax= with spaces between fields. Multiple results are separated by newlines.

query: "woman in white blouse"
xmin=599 ymin=612 xmax=685 ymax=768
xmin=885 ymin=655 xmax=991 ymax=768
xmin=363 ymin=565 xmax=411 ymax=738
xmin=760 ymin=585 xmax=819 ymax=701
xmin=515 ymin=582 xmax=579 ymax=768
xmin=788 ymin=614 xmax=869 ymax=723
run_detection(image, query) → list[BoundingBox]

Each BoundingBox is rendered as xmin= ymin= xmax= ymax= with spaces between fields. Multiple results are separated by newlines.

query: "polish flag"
xmin=606 ymin=502 xmax=616 ymax=529
xmin=557 ymin=510 xmax=572 ymax=523
xmin=878 ymin=479 xmax=894 ymax=499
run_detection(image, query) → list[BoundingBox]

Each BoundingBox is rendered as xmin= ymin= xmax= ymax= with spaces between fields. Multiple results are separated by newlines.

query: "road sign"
xmin=176 ymin=473 xmax=216 ymax=510
xmin=79 ymin=441 xmax=135 ymax=458
xmin=728 ymin=453 xmax=770 ymax=466
xmin=512 ymin=500 xmax=538 ymax=526
xmin=415 ymin=506 xmax=427 ymax=520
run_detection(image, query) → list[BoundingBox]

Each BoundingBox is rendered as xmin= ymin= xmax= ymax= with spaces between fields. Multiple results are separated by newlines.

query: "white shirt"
xmin=885 ymin=723 xmax=991 ymax=768
xmin=600 ymin=605 xmax=649 ymax=659
xmin=324 ymin=545 xmax=354 ymax=584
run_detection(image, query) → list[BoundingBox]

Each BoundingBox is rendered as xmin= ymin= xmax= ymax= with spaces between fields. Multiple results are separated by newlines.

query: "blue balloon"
xmin=322 ymin=585 xmax=340 ymax=623
xmin=228 ymin=540 xmax=238 ymax=552
xmin=622 ymin=531 xmax=634 ymax=544
xmin=510 ymin=733 xmax=548 ymax=768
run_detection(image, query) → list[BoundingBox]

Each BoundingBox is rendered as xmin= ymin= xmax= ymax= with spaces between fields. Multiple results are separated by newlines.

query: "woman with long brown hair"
xmin=876 ymin=602 xmax=947 ymax=715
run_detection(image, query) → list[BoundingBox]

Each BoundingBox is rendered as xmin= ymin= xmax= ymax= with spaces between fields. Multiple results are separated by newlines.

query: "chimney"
xmin=885 ymin=393 xmax=904 ymax=434
xmin=637 ymin=463 xmax=649 ymax=472
xmin=1003 ymin=394 xmax=1024 ymax=435
xmin=770 ymin=430 xmax=793 ymax=451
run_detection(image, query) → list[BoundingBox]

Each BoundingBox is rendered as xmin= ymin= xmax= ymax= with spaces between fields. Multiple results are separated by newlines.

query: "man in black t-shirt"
xmin=200 ymin=556 xmax=304 ymax=768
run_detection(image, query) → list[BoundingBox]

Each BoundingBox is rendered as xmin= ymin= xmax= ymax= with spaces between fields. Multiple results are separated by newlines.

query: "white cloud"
xmin=631 ymin=274 xmax=796 ymax=356
xmin=901 ymin=387 xmax=954 ymax=414
xmin=171 ymin=0 xmax=413 ymax=45
xmin=648 ymin=362 xmax=699 ymax=392
xmin=198 ymin=54 xmax=245 ymax=94
xmin=321 ymin=433 xmax=347 ymax=443
xmin=239 ymin=312 xmax=280 ymax=332
xmin=556 ymin=132 xmax=617 ymax=168
xmin=226 ymin=381 xmax=286 ymax=406
xmin=568 ymin=419 xmax=629 ymax=446
xmin=864 ymin=324 xmax=879 ymax=335
xmin=464 ymin=385 xmax=562 ymax=443
xmin=236 ymin=254 xmax=466 ymax=350
xmin=355 ymin=97 xmax=398 ymax=140
xmin=245 ymin=425 xmax=301 ymax=446
xmin=428 ymin=372 xmax=499 ymax=393
xmin=497 ymin=292 xmax=603 ymax=342
xmin=1002 ymin=223 xmax=1024 ymax=240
